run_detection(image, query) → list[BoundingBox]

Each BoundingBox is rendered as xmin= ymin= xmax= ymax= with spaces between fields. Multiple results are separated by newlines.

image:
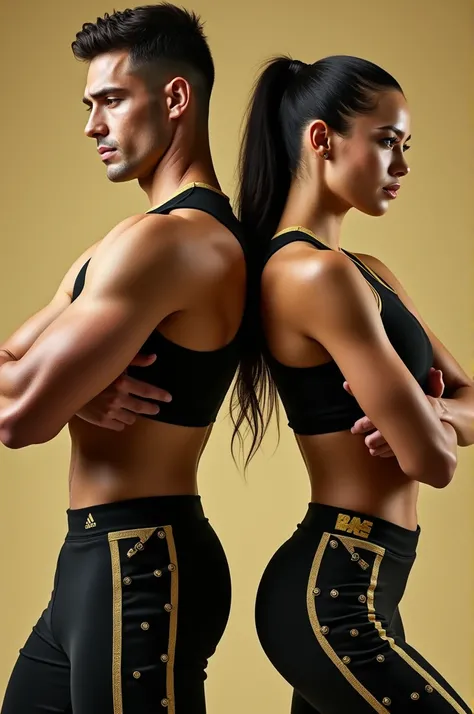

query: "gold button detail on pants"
xmin=160 ymin=654 xmax=169 ymax=663
xmin=330 ymin=589 xmax=339 ymax=598
xmin=342 ymin=656 xmax=351 ymax=664
xmin=351 ymin=553 xmax=360 ymax=561
xmin=133 ymin=671 xmax=141 ymax=680
xmin=123 ymin=577 xmax=132 ymax=586
xmin=382 ymin=697 xmax=391 ymax=706
xmin=154 ymin=569 xmax=162 ymax=577
xmin=168 ymin=563 xmax=176 ymax=572
xmin=425 ymin=685 xmax=434 ymax=693
xmin=329 ymin=540 xmax=338 ymax=549
xmin=350 ymin=629 xmax=359 ymax=637
xmin=161 ymin=698 xmax=169 ymax=707
xmin=320 ymin=626 xmax=329 ymax=635
xmin=376 ymin=654 xmax=385 ymax=663
xmin=141 ymin=622 xmax=150 ymax=631
xmin=358 ymin=594 xmax=366 ymax=603
xmin=157 ymin=530 xmax=166 ymax=539
xmin=411 ymin=692 xmax=420 ymax=700
xmin=312 ymin=587 xmax=321 ymax=596
xmin=164 ymin=603 xmax=173 ymax=612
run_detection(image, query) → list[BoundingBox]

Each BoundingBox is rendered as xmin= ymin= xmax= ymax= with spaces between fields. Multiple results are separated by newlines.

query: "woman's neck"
xmin=278 ymin=178 xmax=349 ymax=251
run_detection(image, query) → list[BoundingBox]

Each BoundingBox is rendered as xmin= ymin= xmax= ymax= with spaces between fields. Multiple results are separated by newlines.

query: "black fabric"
xmin=263 ymin=230 xmax=434 ymax=435
xmin=2 ymin=496 xmax=231 ymax=714
xmin=71 ymin=185 xmax=247 ymax=427
xmin=256 ymin=502 xmax=471 ymax=714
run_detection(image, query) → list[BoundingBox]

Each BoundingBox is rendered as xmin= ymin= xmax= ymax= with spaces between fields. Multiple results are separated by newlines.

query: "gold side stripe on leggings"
xmin=306 ymin=532 xmax=390 ymax=713
xmin=367 ymin=552 xmax=467 ymax=714
xmin=163 ymin=525 xmax=179 ymax=714
xmin=108 ymin=526 xmax=172 ymax=714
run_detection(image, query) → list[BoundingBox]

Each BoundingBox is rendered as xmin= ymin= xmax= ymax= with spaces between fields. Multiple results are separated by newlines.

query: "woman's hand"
xmin=344 ymin=368 xmax=445 ymax=458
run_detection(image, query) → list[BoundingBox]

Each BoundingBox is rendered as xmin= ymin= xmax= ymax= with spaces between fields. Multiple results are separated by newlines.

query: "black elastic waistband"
xmin=299 ymin=502 xmax=420 ymax=556
xmin=66 ymin=495 xmax=206 ymax=537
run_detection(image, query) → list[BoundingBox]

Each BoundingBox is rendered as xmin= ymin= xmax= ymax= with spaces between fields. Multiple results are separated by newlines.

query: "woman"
xmin=233 ymin=55 xmax=474 ymax=713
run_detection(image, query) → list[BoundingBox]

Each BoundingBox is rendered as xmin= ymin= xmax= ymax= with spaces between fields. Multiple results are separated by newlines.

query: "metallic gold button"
xmin=123 ymin=577 xmax=132 ymax=585
xmin=160 ymin=654 xmax=169 ymax=663
xmin=382 ymin=697 xmax=391 ymax=706
xmin=161 ymin=698 xmax=169 ymax=707
xmin=351 ymin=553 xmax=360 ymax=561
xmin=312 ymin=587 xmax=321 ymax=596
xmin=164 ymin=603 xmax=173 ymax=612
xmin=320 ymin=626 xmax=329 ymax=635
xmin=154 ymin=569 xmax=162 ymax=578
xmin=157 ymin=530 xmax=166 ymax=539
xmin=330 ymin=589 xmax=339 ymax=598
xmin=358 ymin=594 xmax=366 ymax=603
xmin=350 ymin=629 xmax=359 ymax=637
xmin=376 ymin=654 xmax=385 ymax=663
xmin=136 ymin=542 xmax=144 ymax=551
xmin=329 ymin=540 xmax=338 ymax=549
xmin=425 ymin=685 xmax=433 ymax=694
xmin=168 ymin=564 xmax=176 ymax=572
xmin=342 ymin=656 xmax=351 ymax=664
xmin=133 ymin=671 xmax=141 ymax=679
xmin=411 ymin=692 xmax=420 ymax=701
xmin=141 ymin=622 xmax=150 ymax=631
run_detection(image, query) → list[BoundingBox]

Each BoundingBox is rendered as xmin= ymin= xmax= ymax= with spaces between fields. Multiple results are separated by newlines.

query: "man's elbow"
xmin=0 ymin=408 xmax=55 ymax=449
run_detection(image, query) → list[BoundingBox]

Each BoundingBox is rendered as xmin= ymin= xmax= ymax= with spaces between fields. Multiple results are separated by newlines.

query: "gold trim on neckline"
xmin=146 ymin=182 xmax=228 ymax=214
xmin=273 ymin=225 xmax=338 ymax=251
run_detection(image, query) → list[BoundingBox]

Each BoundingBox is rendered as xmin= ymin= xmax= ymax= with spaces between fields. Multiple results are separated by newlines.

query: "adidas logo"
xmin=85 ymin=513 xmax=97 ymax=530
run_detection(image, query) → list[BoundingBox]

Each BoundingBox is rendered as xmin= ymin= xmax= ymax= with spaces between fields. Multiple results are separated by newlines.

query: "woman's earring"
xmin=323 ymin=151 xmax=330 ymax=160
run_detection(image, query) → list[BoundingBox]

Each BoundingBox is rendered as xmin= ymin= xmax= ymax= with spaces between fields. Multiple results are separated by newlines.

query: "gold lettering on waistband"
xmin=335 ymin=513 xmax=373 ymax=538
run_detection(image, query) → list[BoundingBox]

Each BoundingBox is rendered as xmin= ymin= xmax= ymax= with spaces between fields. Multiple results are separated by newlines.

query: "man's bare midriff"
xmin=68 ymin=416 xmax=212 ymax=508
xmin=297 ymin=430 xmax=420 ymax=531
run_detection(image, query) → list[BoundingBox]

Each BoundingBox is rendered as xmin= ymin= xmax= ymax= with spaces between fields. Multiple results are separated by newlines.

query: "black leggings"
xmin=2 ymin=495 xmax=231 ymax=714
xmin=256 ymin=503 xmax=471 ymax=714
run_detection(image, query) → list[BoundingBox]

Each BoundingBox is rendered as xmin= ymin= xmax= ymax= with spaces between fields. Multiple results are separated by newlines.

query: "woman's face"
xmin=325 ymin=89 xmax=411 ymax=216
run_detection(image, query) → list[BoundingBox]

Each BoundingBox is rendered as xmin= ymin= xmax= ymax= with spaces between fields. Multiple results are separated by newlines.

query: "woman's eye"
xmin=382 ymin=137 xmax=397 ymax=149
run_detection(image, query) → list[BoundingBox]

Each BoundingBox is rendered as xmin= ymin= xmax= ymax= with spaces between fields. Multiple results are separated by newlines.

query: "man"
xmin=1 ymin=5 xmax=247 ymax=713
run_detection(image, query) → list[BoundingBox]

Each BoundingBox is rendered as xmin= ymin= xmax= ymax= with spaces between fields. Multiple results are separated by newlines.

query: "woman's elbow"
xmin=404 ymin=448 xmax=457 ymax=489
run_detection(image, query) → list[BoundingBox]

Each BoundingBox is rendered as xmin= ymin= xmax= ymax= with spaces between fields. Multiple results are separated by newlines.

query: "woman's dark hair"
xmin=72 ymin=4 xmax=215 ymax=105
xmin=231 ymin=55 xmax=403 ymax=467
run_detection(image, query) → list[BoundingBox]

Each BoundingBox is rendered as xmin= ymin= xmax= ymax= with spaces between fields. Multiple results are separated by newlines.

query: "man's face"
xmin=83 ymin=50 xmax=171 ymax=182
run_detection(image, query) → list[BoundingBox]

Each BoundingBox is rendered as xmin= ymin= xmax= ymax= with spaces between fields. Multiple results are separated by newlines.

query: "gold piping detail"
xmin=108 ymin=527 xmax=157 ymax=714
xmin=344 ymin=252 xmax=397 ymax=294
xmin=273 ymin=225 xmax=336 ymax=251
xmin=146 ymin=182 xmax=227 ymax=213
xmin=163 ymin=525 xmax=179 ymax=714
xmin=306 ymin=532 xmax=390 ymax=713
xmin=366 ymin=552 xmax=468 ymax=714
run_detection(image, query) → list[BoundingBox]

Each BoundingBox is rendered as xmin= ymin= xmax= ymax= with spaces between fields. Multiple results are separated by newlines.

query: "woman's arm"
xmin=281 ymin=250 xmax=457 ymax=488
xmin=357 ymin=253 xmax=474 ymax=447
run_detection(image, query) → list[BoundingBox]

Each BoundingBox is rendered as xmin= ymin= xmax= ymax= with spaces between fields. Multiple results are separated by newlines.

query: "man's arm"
xmin=357 ymin=254 xmax=474 ymax=447
xmin=0 ymin=213 xmax=193 ymax=448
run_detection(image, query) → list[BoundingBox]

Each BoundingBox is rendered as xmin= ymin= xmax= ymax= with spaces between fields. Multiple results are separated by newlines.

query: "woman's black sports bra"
xmin=72 ymin=183 xmax=247 ymax=427
xmin=263 ymin=227 xmax=434 ymax=435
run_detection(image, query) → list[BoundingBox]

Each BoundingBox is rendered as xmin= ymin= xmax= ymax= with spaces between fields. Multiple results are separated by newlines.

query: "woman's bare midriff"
xmin=296 ymin=430 xmax=420 ymax=531
xmin=67 ymin=415 xmax=212 ymax=509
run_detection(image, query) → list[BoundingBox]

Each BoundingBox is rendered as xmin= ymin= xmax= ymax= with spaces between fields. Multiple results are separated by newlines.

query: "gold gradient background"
xmin=0 ymin=0 xmax=473 ymax=711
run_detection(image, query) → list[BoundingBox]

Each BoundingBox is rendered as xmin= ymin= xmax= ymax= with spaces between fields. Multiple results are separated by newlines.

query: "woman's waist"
xmin=297 ymin=432 xmax=420 ymax=531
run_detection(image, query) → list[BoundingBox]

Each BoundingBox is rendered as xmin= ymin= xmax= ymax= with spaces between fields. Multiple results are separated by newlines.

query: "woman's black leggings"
xmin=256 ymin=503 xmax=471 ymax=714
xmin=1 ymin=495 xmax=231 ymax=714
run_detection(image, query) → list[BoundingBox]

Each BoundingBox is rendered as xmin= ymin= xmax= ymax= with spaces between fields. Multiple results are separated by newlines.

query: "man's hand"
xmin=344 ymin=368 xmax=445 ymax=458
xmin=76 ymin=353 xmax=172 ymax=431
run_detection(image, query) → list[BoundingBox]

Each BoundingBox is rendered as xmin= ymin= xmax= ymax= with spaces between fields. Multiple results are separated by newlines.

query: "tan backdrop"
xmin=1 ymin=0 xmax=473 ymax=711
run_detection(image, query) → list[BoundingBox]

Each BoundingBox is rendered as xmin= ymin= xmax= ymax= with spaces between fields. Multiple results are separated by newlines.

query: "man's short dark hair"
xmin=72 ymin=4 xmax=215 ymax=102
